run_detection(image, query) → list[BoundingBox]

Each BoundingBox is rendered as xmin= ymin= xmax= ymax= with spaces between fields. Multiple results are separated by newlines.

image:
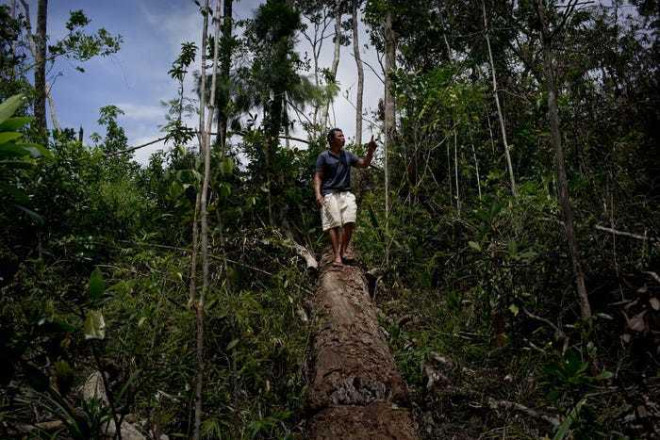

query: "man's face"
xmin=332 ymin=130 xmax=345 ymax=148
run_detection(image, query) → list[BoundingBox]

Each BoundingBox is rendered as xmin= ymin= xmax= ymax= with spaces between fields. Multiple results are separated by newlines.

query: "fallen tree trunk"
xmin=305 ymin=249 xmax=418 ymax=440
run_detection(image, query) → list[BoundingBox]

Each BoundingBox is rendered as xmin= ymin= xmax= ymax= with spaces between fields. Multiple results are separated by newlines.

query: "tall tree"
xmin=383 ymin=7 xmax=396 ymax=266
xmin=34 ymin=0 xmax=48 ymax=137
xmin=536 ymin=0 xmax=591 ymax=320
xmin=250 ymin=0 xmax=301 ymax=225
xmin=352 ymin=0 xmax=364 ymax=147
xmin=18 ymin=2 xmax=121 ymax=136
xmin=482 ymin=0 xmax=516 ymax=196
xmin=216 ymin=0 xmax=234 ymax=151
xmin=319 ymin=1 xmax=344 ymax=128
xmin=192 ymin=1 xmax=222 ymax=437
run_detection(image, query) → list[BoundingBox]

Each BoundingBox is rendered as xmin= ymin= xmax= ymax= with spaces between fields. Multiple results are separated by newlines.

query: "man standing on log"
xmin=314 ymin=128 xmax=377 ymax=266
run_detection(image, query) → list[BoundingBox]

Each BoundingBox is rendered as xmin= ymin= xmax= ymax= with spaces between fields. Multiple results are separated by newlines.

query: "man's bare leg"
xmin=328 ymin=227 xmax=343 ymax=265
xmin=341 ymin=222 xmax=355 ymax=261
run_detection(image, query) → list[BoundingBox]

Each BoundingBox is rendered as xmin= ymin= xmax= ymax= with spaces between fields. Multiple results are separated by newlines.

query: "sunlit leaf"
xmin=468 ymin=241 xmax=481 ymax=252
xmin=509 ymin=304 xmax=519 ymax=316
xmin=0 ymin=95 xmax=26 ymax=124
xmin=84 ymin=310 xmax=106 ymax=340
xmin=0 ymin=132 xmax=23 ymax=145
xmin=0 ymin=116 xmax=31 ymax=131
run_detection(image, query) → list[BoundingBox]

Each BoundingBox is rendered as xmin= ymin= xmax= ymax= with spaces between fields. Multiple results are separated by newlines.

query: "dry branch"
xmin=487 ymin=398 xmax=560 ymax=428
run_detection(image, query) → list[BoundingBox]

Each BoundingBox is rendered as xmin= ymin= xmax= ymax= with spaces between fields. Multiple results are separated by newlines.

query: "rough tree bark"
xmin=305 ymin=250 xmax=418 ymax=439
xmin=383 ymin=10 xmax=396 ymax=267
xmin=18 ymin=0 xmax=60 ymax=134
xmin=536 ymin=0 xmax=591 ymax=320
xmin=216 ymin=0 xmax=233 ymax=151
xmin=34 ymin=0 xmax=48 ymax=137
xmin=352 ymin=0 xmax=364 ymax=148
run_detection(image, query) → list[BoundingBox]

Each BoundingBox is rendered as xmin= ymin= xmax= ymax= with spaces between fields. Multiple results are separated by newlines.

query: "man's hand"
xmin=367 ymin=135 xmax=378 ymax=152
xmin=316 ymin=194 xmax=325 ymax=209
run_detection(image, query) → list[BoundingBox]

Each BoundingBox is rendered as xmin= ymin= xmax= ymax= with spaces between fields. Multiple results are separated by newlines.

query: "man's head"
xmin=327 ymin=128 xmax=345 ymax=149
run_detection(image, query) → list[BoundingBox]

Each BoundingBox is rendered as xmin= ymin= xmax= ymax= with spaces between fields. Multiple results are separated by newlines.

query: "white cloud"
xmin=117 ymin=102 xmax=167 ymax=122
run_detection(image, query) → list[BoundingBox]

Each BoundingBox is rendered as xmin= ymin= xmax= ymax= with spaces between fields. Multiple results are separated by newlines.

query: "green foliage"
xmin=48 ymin=10 xmax=122 ymax=72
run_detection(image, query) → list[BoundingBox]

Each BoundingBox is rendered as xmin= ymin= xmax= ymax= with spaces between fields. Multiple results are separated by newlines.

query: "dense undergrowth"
xmin=2 ymin=0 xmax=659 ymax=439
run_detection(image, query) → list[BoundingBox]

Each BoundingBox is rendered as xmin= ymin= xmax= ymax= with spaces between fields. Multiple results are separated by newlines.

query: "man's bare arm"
xmin=356 ymin=136 xmax=378 ymax=168
xmin=314 ymin=170 xmax=324 ymax=207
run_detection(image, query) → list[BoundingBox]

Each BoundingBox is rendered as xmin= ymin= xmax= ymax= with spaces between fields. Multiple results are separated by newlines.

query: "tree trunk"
xmin=46 ymin=81 xmax=60 ymax=132
xmin=320 ymin=8 xmax=342 ymax=129
xmin=34 ymin=0 xmax=48 ymax=138
xmin=10 ymin=0 xmax=17 ymax=80
xmin=383 ymin=10 xmax=395 ymax=267
xmin=482 ymin=0 xmax=516 ymax=196
xmin=305 ymin=249 xmax=418 ymax=439
xmin=189 ymin=191 xmax=201 ymax=305
xmin=471 ymin=144 xmax=482 ymax=201
xmin=454 ymin=131 xmax=460 ymax=214
xmin=217 ymin=0 xmax=233 ymax=151
xmin=193 ymin=0 xmax=214 ymax=437
xmin=352 ymin=0 xmax=364 ymax=148
xmin=536 ymin=0 xmax=591 ymax=320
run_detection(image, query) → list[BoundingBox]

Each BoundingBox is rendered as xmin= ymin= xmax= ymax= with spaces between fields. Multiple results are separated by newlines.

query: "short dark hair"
xmin=327 ymin=128 xmax=342 ymax=145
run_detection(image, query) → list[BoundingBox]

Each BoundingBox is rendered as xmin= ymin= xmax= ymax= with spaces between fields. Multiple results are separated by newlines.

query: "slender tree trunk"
xmin=320 ymin=8 xmax=342 ymax=129
xmin=34 ymin=0 xmax=48 ymax=138
xmin=193 ymin=1 xmax=213 ymax=437
xmin=10 ymin=0 xmax=18 ymax=80
xmin=384 ymin=10 xmax=395 ymax=267
xmin=471 ymin=144 xmax=482 ymax=201
xmin=454 ymin=131 xmax=460 ymax=214
xmin=352 ymin=0 xmax=364 ymax=147
xmin=446 ymin=138 xmax=452 ymax=205
xmin=201 ymin=0 xmax=221 ymax=432
xmin=46 ymin=81 xmax=60 ymax=132
xmin=536 ymin=0 xmax=591 ymax=320
xmin=482 ymin=0 xmax=516 ymax=196
xmin=217 ymin=0 xmax=233 ymax=151
xmin=189 ymin=191 xmax=201 ymax=305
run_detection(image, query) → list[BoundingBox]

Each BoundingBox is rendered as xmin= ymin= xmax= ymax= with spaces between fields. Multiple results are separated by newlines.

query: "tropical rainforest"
xmin=0 ymin=0 xmax=658 ymax=439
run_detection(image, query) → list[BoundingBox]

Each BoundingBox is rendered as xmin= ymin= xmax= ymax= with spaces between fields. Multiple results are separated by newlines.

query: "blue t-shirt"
xmin=316 ymin=149 xmax=359 ymax=196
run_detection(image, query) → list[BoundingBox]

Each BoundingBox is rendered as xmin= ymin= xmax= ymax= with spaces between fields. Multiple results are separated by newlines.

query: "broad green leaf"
xmin=17 ymin=143 xmax=53 ymax=158
xmin=468 ymin=241 xmax=481 ymax=252
xmin=219 ymin=182 xmax=231 ymax=198
xmin=0 ymin=116 xmax=31 ymax=131
xmin=0 ymin=95 xmax=25 ymax=125
xmin=0 ymin=143 xmax=32 ymax=158
xmin=594 ymin=370 xmax=613 ymax=381
xmin=220 ymin=158 xmax=234 ymax=175
xmin=0 ymin=132 xmax=23 ymax=145
xmin=226 ymin=339 xmax=239 ymax=350
xmin=0 ymin=184 xmax=29 ymax=203
xmin=84 ymin=310 xmax=106 ymax=340
xmin=15 ymin=205 xmax=45 ymax=225
xmin=89 ymin=268 xmax=105 ymax=303
xmin=553 ymin=398 xmax=587 ymax=440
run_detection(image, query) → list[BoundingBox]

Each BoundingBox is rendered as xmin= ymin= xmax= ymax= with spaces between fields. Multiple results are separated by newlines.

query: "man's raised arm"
xmin=356 ymin=136 xmax=378 ymax=168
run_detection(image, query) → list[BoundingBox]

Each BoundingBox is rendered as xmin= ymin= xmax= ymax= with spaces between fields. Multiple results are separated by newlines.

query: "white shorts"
xmin=321 ymin=191 xmax=357 ymax=231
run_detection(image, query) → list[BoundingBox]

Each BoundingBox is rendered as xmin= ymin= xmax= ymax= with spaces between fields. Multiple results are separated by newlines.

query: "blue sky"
xmin=29 ymin=0 xmax=383 ymax=164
